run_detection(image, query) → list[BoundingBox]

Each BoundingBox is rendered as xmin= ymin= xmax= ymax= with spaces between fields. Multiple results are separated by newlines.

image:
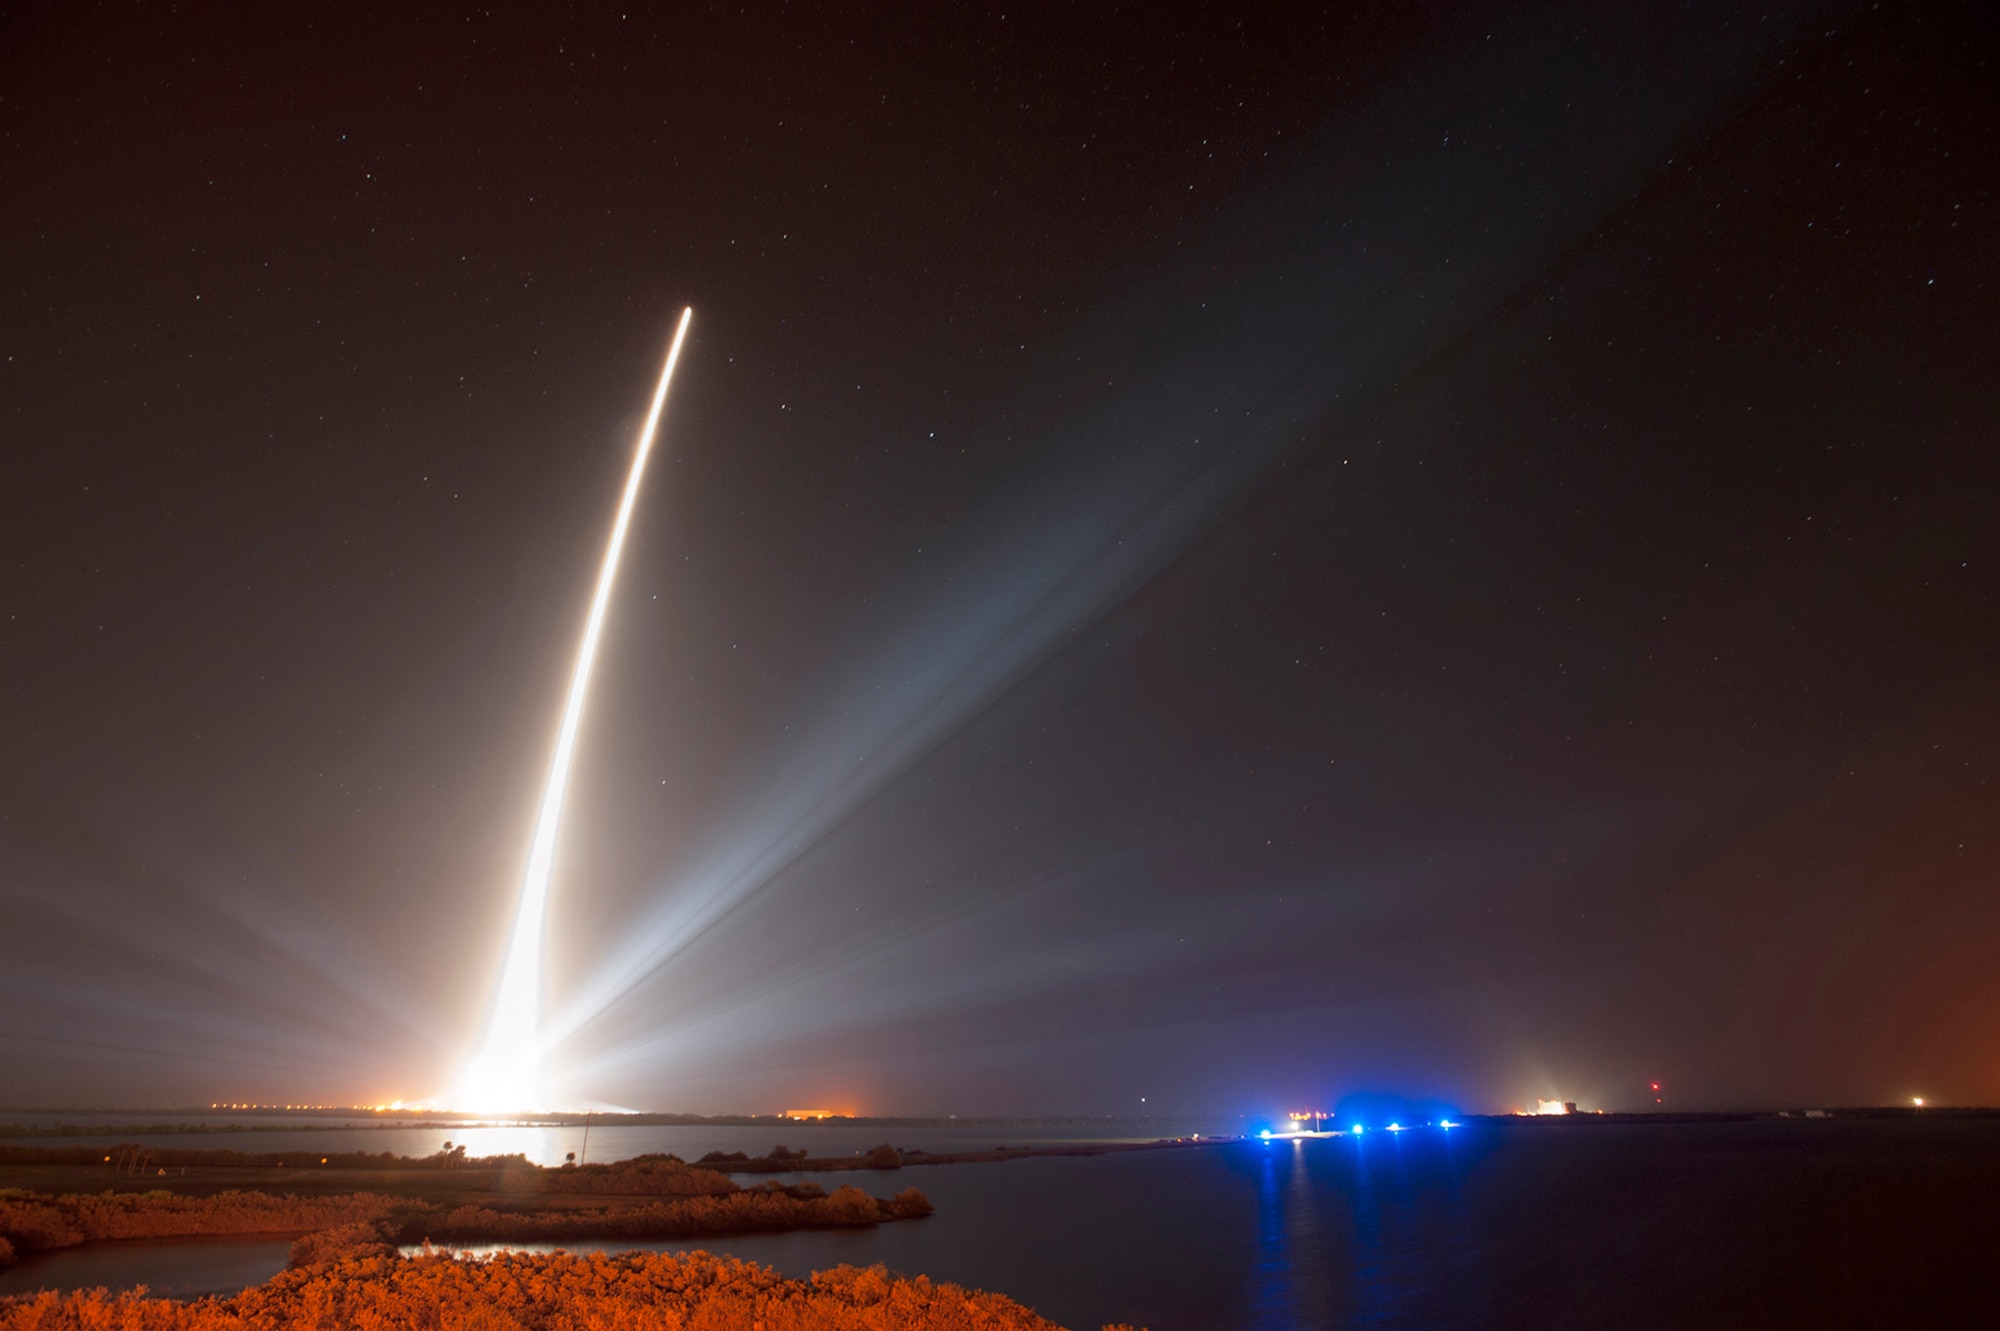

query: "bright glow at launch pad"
xmin=454 ymin=307 xmax=694 ymax=1112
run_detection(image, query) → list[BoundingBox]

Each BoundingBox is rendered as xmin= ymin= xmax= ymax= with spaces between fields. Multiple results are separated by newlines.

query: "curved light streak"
xmin=456 ymin=307 xmax=693 ymax=1111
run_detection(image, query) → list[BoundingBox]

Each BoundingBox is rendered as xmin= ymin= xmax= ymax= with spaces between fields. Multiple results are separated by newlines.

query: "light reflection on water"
xmin=1345 ymin=1128 xmax=1394 ymax=1328
xmin=439 ymin=1125 xmax=552 ymax=1162
xmin=1252 ymin=1129 xmax=1473 ymax=1329
xmin=1251 ymin=1141 xmax=1297 ymax=1329
xmin=2 ymin=1118 xmax=1240 ymax=1167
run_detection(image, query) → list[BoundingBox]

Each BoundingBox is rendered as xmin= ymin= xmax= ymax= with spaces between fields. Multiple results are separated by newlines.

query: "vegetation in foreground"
xmin=0 ymin=1192 xmax=395 ymax=1260
xmin=0 ymin=1180 xmax=931 ymax=1268
xmin=0 ymin=1248 xmax=1141 ymax=1330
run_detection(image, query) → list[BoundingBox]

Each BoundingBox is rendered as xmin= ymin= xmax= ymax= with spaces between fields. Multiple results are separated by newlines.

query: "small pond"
xmin=0 ymin=1236 xmax=294 ymax=1300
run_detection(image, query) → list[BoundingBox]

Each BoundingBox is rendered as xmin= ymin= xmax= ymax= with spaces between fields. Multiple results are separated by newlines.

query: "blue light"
xmin=1439 ymin=1119 xmax=1459 ymax=1129
xmin=1259 ymin=1129 xmax=1272 ymax=1140
xmin=1351 ymin=1124 xmax=1365 ymax=1135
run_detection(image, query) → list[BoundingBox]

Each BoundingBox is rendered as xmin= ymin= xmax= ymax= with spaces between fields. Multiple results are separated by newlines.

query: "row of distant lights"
xmin=108 ymin=1154 xmax=334 ymax=1165
xmin=209 ymin=1103 xmax=344 ymax=1111
xmin=209 ymin=1102 xmax=428 ymax=1112
xmin=1260 ymin=1120 xmax=1459 ymax=1139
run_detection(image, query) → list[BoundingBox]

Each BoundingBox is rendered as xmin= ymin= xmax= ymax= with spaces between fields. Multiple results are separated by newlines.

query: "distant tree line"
xmin=697 ymin=1143 xmax=905 ymax=1172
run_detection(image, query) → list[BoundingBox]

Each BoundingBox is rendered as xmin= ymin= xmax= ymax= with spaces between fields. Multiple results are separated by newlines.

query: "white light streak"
xmin=455 ymin=307 xmax=693 ymax=1112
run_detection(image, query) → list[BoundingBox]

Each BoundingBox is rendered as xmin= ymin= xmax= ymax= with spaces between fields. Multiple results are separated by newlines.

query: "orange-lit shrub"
xmin=0 ymin=1182 xmax=930 ymax=1262
xmin=415 ymin=1184 xmax=932 ymax=1245
xmin=532 ymin=1153 xmax=738 ymax=1196
xmin=0 ymin=1249 xmax=1105 ymax=1330
xmin=0 ymin=1192 xmax=400 ymax=1255
xmin=285 ymin=1222 xmax=396 ymax=1269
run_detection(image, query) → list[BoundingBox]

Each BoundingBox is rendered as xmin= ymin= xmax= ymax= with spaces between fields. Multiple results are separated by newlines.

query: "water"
xmin=0 ymin=1118 xmax=1237 ymax=1165
xmin=7 ymin=1120 xmax=1997 ymax=1329
xmin=0 ymin=1237 xmax=292 ymax=1300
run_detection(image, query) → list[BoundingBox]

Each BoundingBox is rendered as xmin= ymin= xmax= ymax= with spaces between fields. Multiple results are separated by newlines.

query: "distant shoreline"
xmin=0 ymin=1138 xmax=1220 ymax=1191
xmin=5 ymin=1108 xmax=1994 ymax=1198
xmin=4 ymin=1105 xmax=1995 ymax=1142
xmin=0 ymin=1112 xmax=1228 ymax=1139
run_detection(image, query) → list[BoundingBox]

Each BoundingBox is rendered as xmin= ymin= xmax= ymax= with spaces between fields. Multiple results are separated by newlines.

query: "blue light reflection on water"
xmin=1348 ymin=1125 xmax=1387 ymax=1326
xmin=1252 ymin=1143 xmax=1295 ymax=1329
xmin=1282 ymin=1139 xmax=1336 ymax=1326
xmin=1246 ymin=1122 xmax=1493 ymax=1329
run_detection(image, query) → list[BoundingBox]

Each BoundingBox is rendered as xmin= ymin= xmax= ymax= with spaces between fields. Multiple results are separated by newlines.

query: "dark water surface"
xmin=8 ymin=1120 xmax=1997 ymax=1328
xmin=0 ymin=1237 xmax=292 ymax=1300
xmin=1 ymin=1117 xmax=1236 ymax=1165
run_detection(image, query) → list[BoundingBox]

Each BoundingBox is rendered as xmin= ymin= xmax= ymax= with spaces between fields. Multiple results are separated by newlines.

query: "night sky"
xmin=3 ymin=0 xmax=1994 ymax=1116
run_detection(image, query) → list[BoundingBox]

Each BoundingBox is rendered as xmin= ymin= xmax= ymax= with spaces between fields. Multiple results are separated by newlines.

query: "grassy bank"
xmin=0 ymin=1191 xmax=398 ymax=1255
xmin=0 ymin=1248 xmax=1133 ymax=1330
xmin=0 ymin=1178 xmax=930 ymax=1269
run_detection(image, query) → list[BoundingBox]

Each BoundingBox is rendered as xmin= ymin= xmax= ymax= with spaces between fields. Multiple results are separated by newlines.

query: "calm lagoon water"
xmin=1 ymin=1117 xmax=1238 ymax=1165
xmin=6 ymin=1119 xmax=1997 ymax=1329
xmin=0 ymin=1237 xmax=292 ymax=1300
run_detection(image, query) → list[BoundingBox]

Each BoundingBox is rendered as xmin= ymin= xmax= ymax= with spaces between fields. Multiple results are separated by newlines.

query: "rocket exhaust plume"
xmin=456 ymin=307 xmax=694 ymax=1112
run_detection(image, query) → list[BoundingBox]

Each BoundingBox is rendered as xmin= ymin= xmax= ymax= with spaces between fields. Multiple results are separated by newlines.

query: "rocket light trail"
xmin=454 ymin=307 xmax=694 ymax=1112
